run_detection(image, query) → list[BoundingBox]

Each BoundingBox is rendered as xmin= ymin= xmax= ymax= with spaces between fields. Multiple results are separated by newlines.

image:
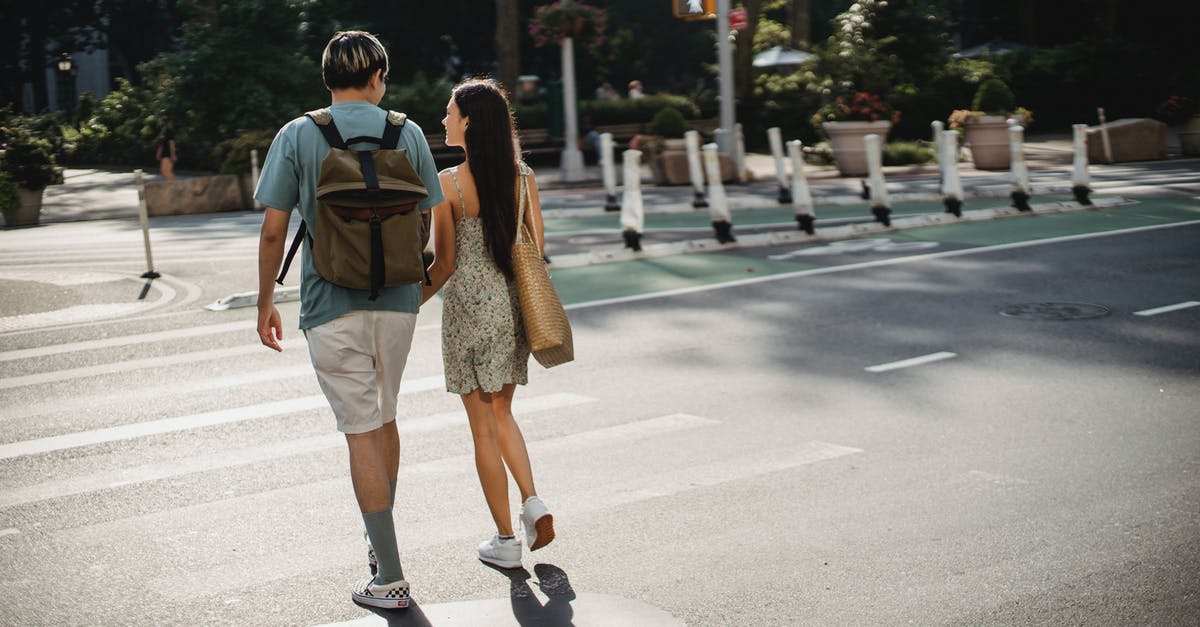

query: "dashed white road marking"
xmin=865 ymin=351 xmax=958 ymax=373
xmin=0 ymin=320 xmax=253 ymax=362
xmin=0 ymin=528 xmax=20 ymax=538
xmin=1133 ymin=301 xmax=1200 ymax=317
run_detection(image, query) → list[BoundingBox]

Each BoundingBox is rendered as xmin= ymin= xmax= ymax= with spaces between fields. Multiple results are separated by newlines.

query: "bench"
xmin=517 ymin=128 xmax=564 ymax=156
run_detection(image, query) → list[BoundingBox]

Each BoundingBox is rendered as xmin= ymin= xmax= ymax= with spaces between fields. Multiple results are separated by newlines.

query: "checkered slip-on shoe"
xmin=351 ymin=577 xmax=410 ymax=609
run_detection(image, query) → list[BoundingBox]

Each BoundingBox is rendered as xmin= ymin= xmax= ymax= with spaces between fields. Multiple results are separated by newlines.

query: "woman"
xmin=422 ymin=79 xmax=554 ymax=569
xmin=155 ymin=126 xmax=177 ymax=182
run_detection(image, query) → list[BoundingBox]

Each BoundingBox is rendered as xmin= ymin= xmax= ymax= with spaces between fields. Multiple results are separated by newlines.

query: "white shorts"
xmin=304 ymin=310 xmax=417 ymax=434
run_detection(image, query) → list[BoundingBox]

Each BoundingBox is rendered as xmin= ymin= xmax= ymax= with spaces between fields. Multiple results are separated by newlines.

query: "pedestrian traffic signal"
xmin=675 ymin=0 xmax=715 ymax=20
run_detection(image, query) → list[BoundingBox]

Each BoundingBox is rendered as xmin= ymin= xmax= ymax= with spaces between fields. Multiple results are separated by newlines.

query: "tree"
xmin=496 ymin=0 xmax=521 ymax=95
xmin=789 ymin=0 xmax=811 ymax=48
xmin=2 ymin=3 xmax=104 ymax=112
xmin=733 ymin=0 xmax=765 ymax=100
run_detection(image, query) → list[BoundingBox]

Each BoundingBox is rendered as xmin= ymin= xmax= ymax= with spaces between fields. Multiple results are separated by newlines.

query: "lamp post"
xmin=55 ymin=53 xmax=76 ymax=113
xmin=558 ymin=0 xmax=585 ymax=182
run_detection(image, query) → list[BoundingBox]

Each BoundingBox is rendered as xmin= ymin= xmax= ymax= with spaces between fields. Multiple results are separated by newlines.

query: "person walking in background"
xmin=254 ymin=30 xmax=443 ymax=609
xmin=422 ymin=78 xmax=555 ymax=569
xmin=627 ymin=79 xmax=644 ymax=99
xmin=155 ymin=125 xmax=177 ymax=181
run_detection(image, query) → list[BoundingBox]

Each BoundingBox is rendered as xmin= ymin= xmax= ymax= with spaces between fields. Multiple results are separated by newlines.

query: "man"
xmin=255 ymin=30 xmax=443 ymax=609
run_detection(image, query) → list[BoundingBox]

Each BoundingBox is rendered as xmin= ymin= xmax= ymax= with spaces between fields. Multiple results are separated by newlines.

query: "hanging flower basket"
xmin=528 ymin=2 xmax=607 ymax=54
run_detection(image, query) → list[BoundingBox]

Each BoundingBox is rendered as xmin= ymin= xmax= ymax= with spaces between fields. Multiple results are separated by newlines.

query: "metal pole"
xmin=864 ymin=134 xmax=890 ymax=226
xmin=601 ymin=133 xmax=619 ymax=211
xmin=620 ymin=149 xmax=644 ymax=250
xmin=715 ymin=0 xmax=737 ymax=170
xmin=250 ymin=149 xmax=263 ymax=210
xmin=559 ymin=7 xmax=585 ymax=183
xmin=134 ymin=169 xmax=160 ymax=279
xmin=685 ymin=130 xmax=708 ymax=208
xmin=788 ymin=140 xmax=815 ymax=234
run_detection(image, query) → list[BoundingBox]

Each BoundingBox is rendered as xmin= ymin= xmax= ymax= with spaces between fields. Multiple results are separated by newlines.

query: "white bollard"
xmin=864 ymin=134 xmax=891 ymax=226
xmin=620 ymin=149 xmax=644 ymax=250
xmin=1009 ymin=124 xmax=1032 ymax=211
xmin=940 ymin=130 xmax=964 ymax=217
xmin=685 ymin=130 xmax=708 ymax=208
xmin=134 ymin=169 xmax=160 ymax=280
xmin=1071 ymin=123 xmax=1092 ymax=205
xmin=931 ymin=120 xmax=945 ymax=184
xmin=767 ymin=127 xmax=792 ymax=204
xmin=600 ymin=133 xmax=619 ymax=212
xmin=787 ymin=140 xmax=815 ymax=234
xmin=250 ymin=149 xmax=263 ymax=210
xmin=703 ymin=143 xmax=736 ymax=243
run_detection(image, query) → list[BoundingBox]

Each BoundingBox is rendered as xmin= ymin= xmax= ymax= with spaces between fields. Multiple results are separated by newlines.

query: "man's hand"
xmin=258 ymin=304 xmax=284 ymax=352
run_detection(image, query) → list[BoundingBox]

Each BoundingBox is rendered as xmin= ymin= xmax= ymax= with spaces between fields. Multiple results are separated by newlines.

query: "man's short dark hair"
xmin=322 ymin=31 xmax=389 ymax=91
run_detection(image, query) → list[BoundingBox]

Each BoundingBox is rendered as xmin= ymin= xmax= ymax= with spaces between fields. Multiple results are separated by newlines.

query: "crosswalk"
xmin=0 ymin=315 xmax=862 ymax=623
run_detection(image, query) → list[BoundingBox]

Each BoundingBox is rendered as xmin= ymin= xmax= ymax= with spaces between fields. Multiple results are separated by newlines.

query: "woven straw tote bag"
xmin=513 ymin=171 xmax=573 ymax=368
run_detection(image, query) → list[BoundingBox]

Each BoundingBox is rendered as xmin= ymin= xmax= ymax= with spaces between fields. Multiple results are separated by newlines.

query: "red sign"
xmin=729 ymin=7 xmax=748 ymax=31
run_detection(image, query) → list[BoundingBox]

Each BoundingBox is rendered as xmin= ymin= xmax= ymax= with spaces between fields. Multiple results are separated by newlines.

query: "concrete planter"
xmin=144 ymin=174 xmax=248 ymax=216
xmin=963 ymin=116 xmax=1012 ymax=170
xmin=822 ymin=121 xmax=892 ymax=176
xmin=1180 ymin=115 xmax=1200 ymax=156
xmin=3 ymin=187 xmax=44 ymax=227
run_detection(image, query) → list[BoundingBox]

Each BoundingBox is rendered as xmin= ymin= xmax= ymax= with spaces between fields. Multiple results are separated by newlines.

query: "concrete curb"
xmin=205 ymin=285 xmax=299 ymax=311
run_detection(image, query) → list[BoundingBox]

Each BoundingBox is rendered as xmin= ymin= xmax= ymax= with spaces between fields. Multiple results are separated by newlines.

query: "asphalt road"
xmin=1 ymin=196 xmax=1198 ymax=625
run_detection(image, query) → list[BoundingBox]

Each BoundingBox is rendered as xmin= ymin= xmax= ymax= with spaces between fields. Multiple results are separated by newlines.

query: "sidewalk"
xmin=20 ymin=133 xmax=1088 ymax=226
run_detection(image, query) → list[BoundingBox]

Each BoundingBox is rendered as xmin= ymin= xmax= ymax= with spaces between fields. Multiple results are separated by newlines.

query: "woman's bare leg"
xmin=462 ymin=388 xmax=513 ymax=536
xmin=492 ymin=384 xmax=537 ymax=503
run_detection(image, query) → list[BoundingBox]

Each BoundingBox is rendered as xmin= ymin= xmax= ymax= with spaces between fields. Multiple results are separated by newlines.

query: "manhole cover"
xmin=999 ymin=302 xmax=1111 ymax=321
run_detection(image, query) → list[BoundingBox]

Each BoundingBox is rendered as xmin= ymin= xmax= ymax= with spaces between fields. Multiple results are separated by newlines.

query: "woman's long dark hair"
xmin=453 ymin=79 xmax=519 ymax=280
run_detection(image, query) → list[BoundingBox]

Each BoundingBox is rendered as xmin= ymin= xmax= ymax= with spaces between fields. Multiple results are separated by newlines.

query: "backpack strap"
xmin=305 ymin=108 xmax=347 ymax=149
xmin=381 ymin=111 xmax=407 ymax=150
xmin=276 ymin=219 xmax=308 ymax=286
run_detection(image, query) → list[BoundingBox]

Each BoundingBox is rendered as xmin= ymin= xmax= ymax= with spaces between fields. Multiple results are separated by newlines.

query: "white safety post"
xmin=1097 ymin=107 xmax=1113 ymax=164
xmin=601 ymin=132 xmax=619 ymax=212
xmin=620 ymin=149 xmax=644 ymax=251
xmin=250 ymin=149 xmax=263 ymax=210
xmin=768 ymin=127 xmax=792 ymax=204
xmin=931 ymin=120 xmax=945 ymax=186
xmin=703 ymin=143 xmax=735 ymax=243
xmin=864 ymin=134 xmax=891 ymax=226
xmin=685 ymin=130 xmax=708 ymax=208
xmin=940 ymin=130 xmax=964 ymax=217
xmin=735 ymin=123 xmax=749 ymax=182
xmin=1009 ymin=124 xmax=1032 ymax=211
xmin=134 ymin=169 xmax=160 ymax=280
xmin=1071 ymin=123 xmax=1092 ymax=205
xmin=787 ymin=140 xmax=815 ymax=234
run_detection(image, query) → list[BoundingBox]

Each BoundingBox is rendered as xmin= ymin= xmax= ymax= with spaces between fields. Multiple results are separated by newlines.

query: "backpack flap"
xmin=316 ymin=148 xmax=428 ymax=208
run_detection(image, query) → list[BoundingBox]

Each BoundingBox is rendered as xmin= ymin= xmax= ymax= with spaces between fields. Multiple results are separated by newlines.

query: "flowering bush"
xmin=811 ymin=92 xmax=900 ymax=125
xmin=1155 ymin=96 xmax=1197 ymax=125
xmin=528 ymin=2 xmax=606 ymax=54
xmin=629 ymin=133 xmax=664 ymax=156
xmin=947 ymin=106 xmax=1034 ymax=131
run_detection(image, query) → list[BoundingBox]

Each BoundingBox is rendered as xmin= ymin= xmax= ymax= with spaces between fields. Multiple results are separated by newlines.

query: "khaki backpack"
xmin=276 ymin=108 xmax=429 ymax=300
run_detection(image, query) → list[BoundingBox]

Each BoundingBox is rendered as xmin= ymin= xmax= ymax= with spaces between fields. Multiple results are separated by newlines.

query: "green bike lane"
xmin=549 ymin=195 xmax=1200 ymax=307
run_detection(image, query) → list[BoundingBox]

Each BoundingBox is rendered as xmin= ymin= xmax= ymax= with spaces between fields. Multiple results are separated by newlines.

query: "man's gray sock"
xmin=363 ymin=509 xmax=404 ymax=583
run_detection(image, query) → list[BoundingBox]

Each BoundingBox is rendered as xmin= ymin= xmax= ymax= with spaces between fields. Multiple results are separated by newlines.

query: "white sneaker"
xmin=477 ymin=534 xmax=522 ymax=569
xmin=520 ymin=496 xmax=555 ymax=552
xmin=351 ymin=577 xmax=410 ymax=609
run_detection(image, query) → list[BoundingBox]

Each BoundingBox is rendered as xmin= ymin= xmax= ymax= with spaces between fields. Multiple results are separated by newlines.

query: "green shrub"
xmin=214 ymin=129 xmax=277 ymax=175
xmin=63 ymin=78 xmax=161 ymax=167
xmin=514 ymin=103 xmax=548 ymax=130
xmin=882 ymin=141 xmax=936 ymax=166
xmin=973 ymin=78 xmax=1016 ymax=115
xmin=647 ymin=107 xmax=688 ymax=138
xmin=381 ymin=72 xmax=454 ymax=132
xmin=579 ymin=94 xmax=701 ymax=125
xmin=0 ymin=171 xmax=19 ymax=212
xmin=1 ymin=128 xmax=58 ymax=189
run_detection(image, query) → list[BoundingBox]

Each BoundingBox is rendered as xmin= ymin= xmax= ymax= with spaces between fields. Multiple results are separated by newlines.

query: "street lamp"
xmin=55 ymin=53 xmax=76 ymax=113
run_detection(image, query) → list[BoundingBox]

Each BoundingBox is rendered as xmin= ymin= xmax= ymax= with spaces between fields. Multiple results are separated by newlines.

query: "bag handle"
xmin=516 ymin=165 xmax=539 ymax=251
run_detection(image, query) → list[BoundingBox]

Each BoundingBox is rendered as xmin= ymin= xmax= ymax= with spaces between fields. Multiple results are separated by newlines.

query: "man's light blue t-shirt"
xmin=255 ymin=101 xmax=445 ymax=330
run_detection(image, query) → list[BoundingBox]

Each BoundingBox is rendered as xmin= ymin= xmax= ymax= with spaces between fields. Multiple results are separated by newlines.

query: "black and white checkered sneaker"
xmin=351 ymin=577 xmax=410 ymax=609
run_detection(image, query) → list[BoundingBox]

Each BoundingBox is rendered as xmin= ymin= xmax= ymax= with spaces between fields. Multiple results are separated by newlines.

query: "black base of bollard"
xmin=796 ymin=214 xmax=815 ymax=235
xmin=860 ymin=180 xmax=871 ymax=200
xmin=692 ymin=191 xmax=709 ymax=209
xmin=1072 ymin=185 xmax=1092 ymax=206
xmin=1011 ymin=190 xmax=1032 ymax=212
xmin=944 ymin=197 xmax=963 ymax=217
xmin=604 ymin=194 xmax=620 ymax=212
xmin=712 ymin=220 xmax=737 ymax=244
xmin=622 ymin=229 xmax=642 ymax=251
xmin=141 ymin=270 xmax=161 ymax=279
xmin=871 ymin=205 xmax=892 ymax=227
xmin=777 ymin=186 xmax=793 ymax=204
